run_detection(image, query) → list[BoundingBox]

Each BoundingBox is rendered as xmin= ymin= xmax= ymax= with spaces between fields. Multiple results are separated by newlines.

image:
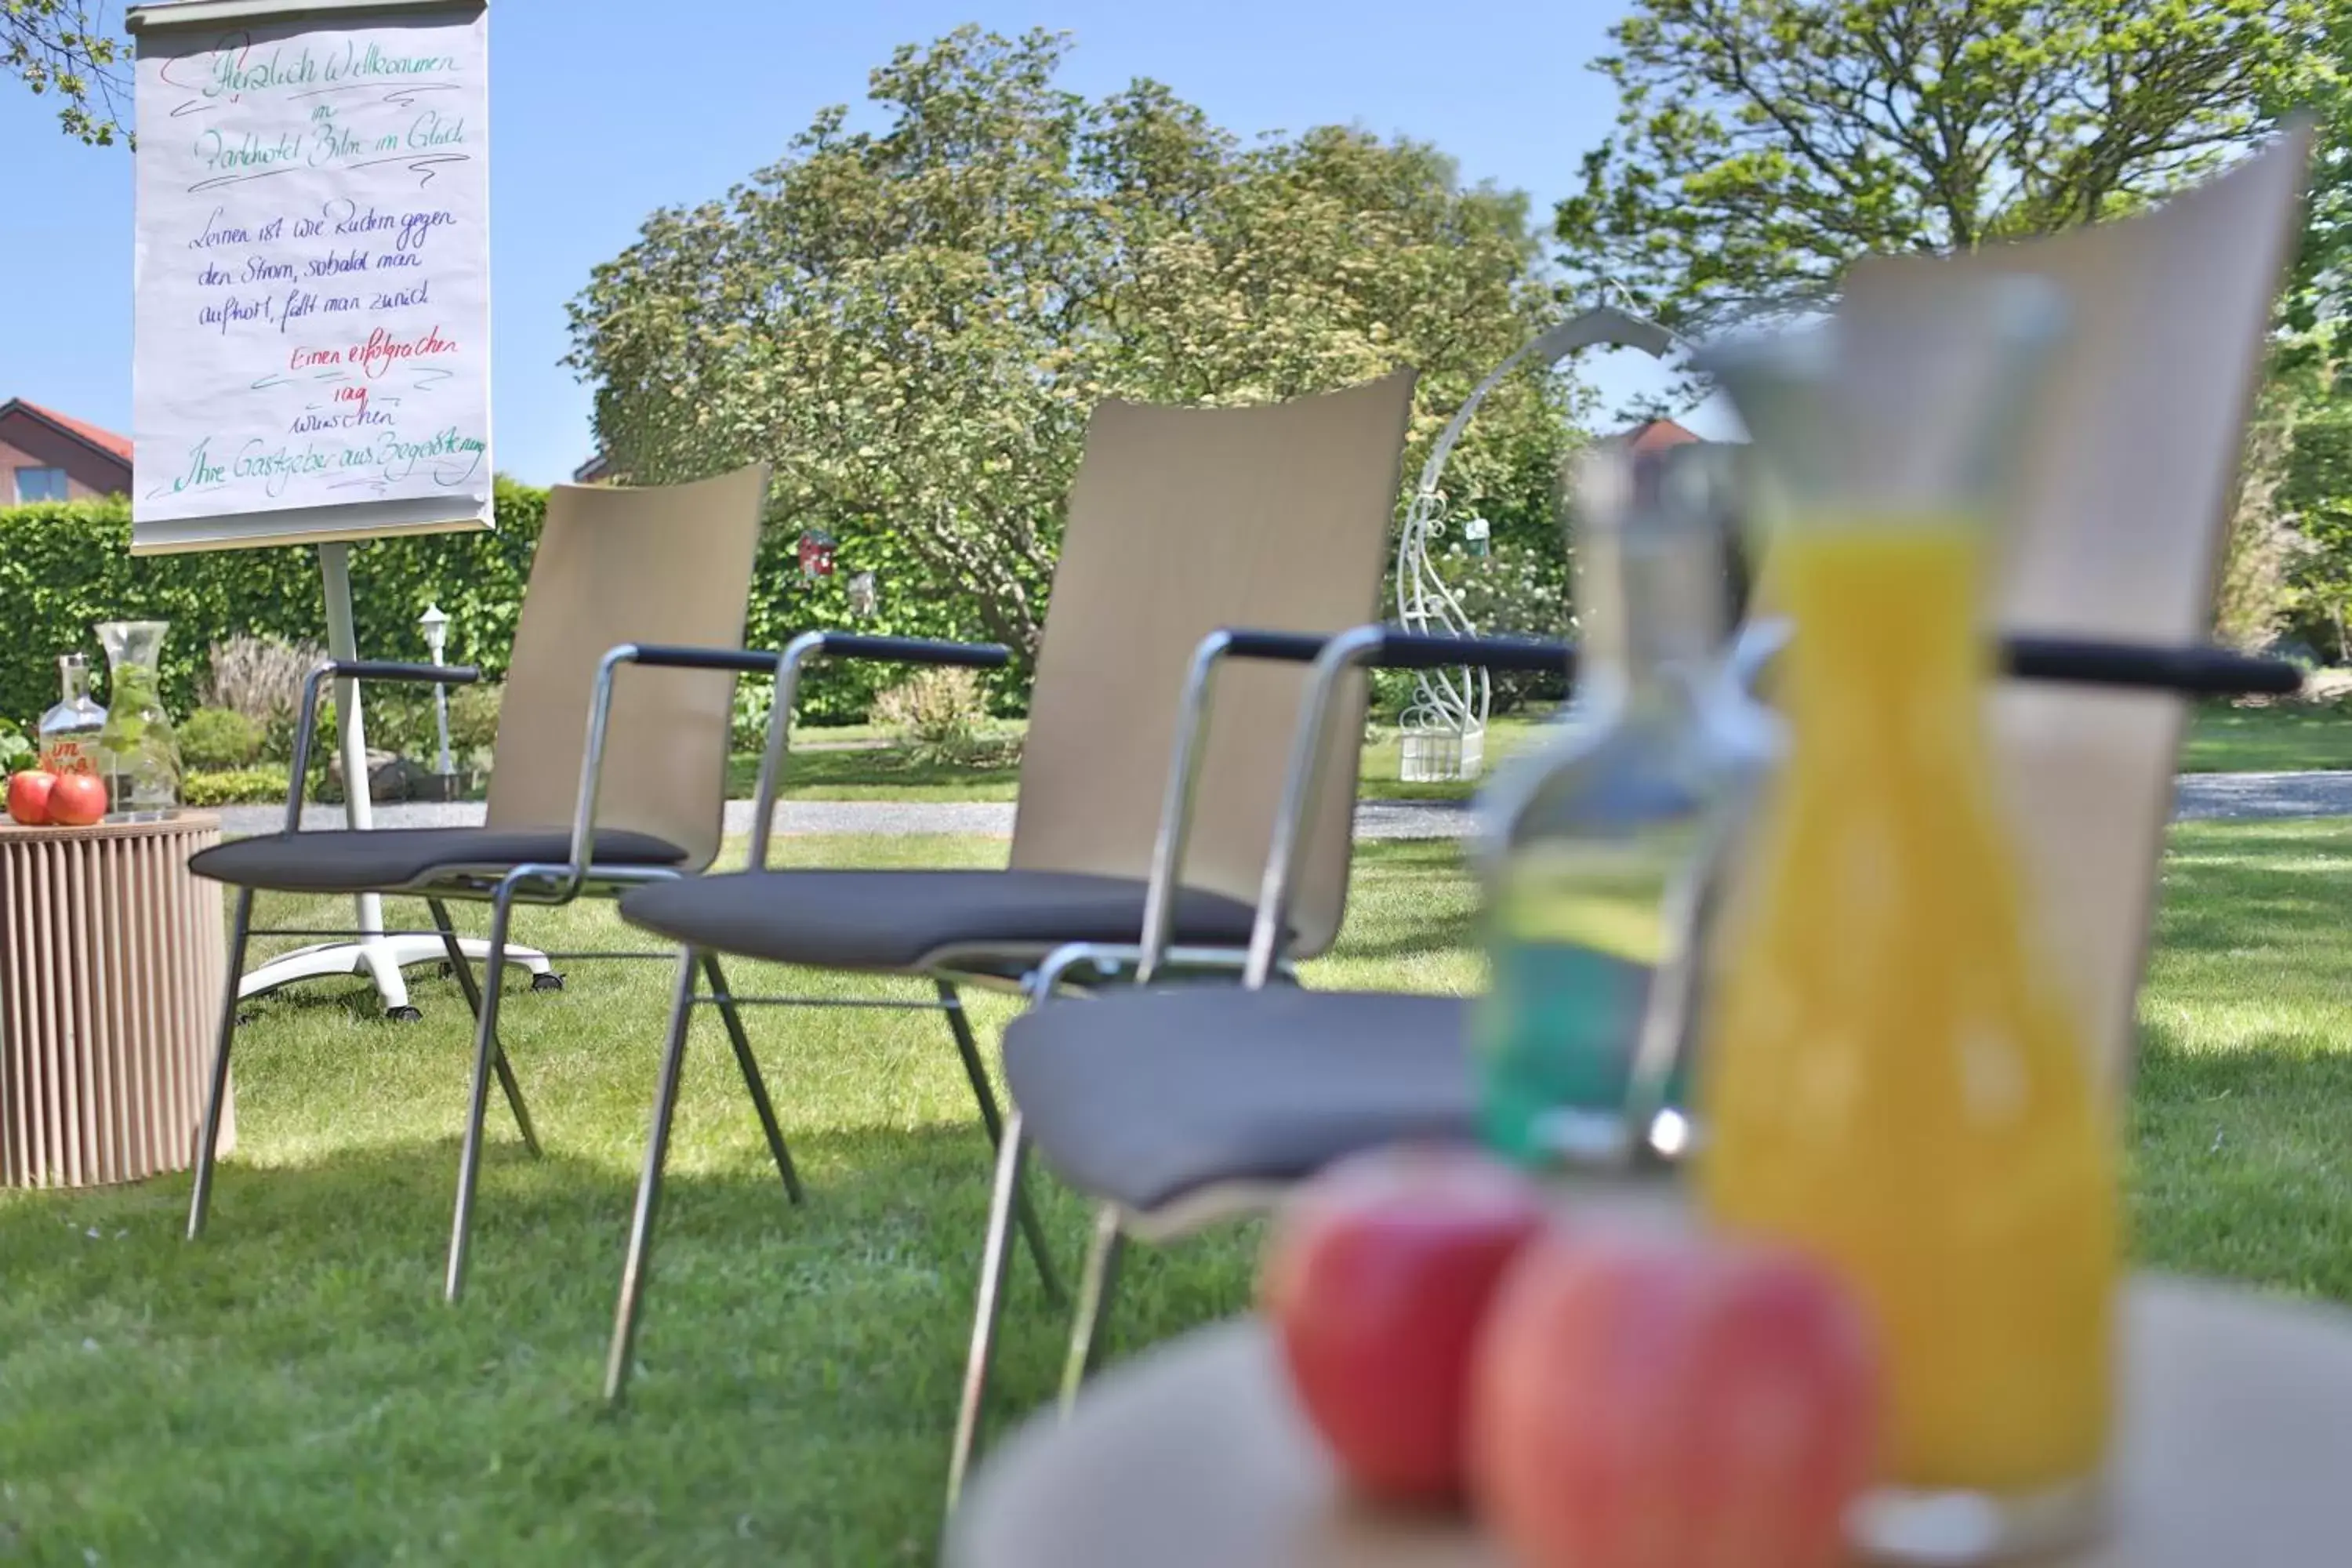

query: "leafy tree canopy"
xmin=568 ymin=27 xmax=1581 ymax=655
xmin=1556 ymin=0 xmax=2336 ymax=332
xmin=7 ymin=1 xmax=127 ymax=145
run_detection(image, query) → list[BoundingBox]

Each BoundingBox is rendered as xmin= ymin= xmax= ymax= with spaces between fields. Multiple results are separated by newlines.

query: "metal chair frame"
xmin=187 ymin=646 xmax=809 ymax=1305
xmin=598 ymin=628 xmax=1339 ymax=1404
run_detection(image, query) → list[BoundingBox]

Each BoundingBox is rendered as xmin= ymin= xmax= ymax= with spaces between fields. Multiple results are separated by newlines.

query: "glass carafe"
xmin=96 ymin=620 xmax=182 ymax=817
xmin=38 ymin=654 xmax=107 ymax=779
xmin=1695 ymin=282 xmax=2117 ymax=1563
xmin=1472 ymin=441 xmax=1775 ymax=1170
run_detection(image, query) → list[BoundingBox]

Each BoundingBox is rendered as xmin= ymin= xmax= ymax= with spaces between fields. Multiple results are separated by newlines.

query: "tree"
xmin=567 ymin=27 xmax=1578 ymax=659
xmin=1555 ymin=0 xmax=2335 ymax=331
xmin=2274 ymin=342 xmax=2352 ymax=655
xmin=7 ymin=2 xmax=127 ymax=145
xmin=2218 ymin=361 xmax=2318 ymax=651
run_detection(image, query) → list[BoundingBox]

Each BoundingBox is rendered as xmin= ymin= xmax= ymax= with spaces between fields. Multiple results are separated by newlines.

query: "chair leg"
xmin=1059 ymin=1203 xmax=1127 ymax=1414
xmin=186 ymin=887 xmax=256 ymax=1240
xmin=946 ymin=1108 xmax=1029 ymax=1518
xmin=426 ymin=898 xmax=540 ymax=1157
xmin=444 ymin=884 xmax=524 ymax=1304
xmin=605 ymin=949 xmax=701 ymax=1405
xmin=937 ymin=980 xmax=1062 ymax=1306
xmin=700 ymin=953 xmax=803 ymax=1204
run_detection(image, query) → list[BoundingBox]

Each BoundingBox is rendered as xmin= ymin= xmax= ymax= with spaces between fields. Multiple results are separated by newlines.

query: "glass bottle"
xmin=37 ymin=654 xmax=107 ymax=779
xmin=1697 ymin=281 xmax=2117 ymax=1563
xmin=1471 ymin=440 xmax=1773 ymax=1171
xmin=95 ymin=620 xmax=182 ymax=817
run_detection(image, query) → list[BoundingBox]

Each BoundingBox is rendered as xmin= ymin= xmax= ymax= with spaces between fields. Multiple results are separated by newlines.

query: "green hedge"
xmin=0 ymin=481 xmax=975 ymax=735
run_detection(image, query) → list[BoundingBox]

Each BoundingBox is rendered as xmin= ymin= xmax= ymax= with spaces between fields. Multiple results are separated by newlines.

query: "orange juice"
xmin=1698 ymin=518 xmax=2116 ymax=1494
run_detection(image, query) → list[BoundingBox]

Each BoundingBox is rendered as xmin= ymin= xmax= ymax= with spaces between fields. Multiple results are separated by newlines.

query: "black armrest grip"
xmin=320 ymin=659 xmax=480 ymax=685
xmin=1222 ymin=630 xmax=1330 ymax=665
xmin=1368 ymin=631 xmax=1573 ymax=674
xmin=621 ymin=644 xmax=789 ymax=677
xmin=813 ymin=633 xmax=1011 ymax=669
xmin=2002 ymin=637 xmax=2302 ymax=697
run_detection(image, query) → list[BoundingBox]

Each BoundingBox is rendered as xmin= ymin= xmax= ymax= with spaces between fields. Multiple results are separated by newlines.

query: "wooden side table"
xmin=1 ymin=811 xmax=232 ymax=1188
xmin=952 ymin=1276 xmax=2352 ymax=1567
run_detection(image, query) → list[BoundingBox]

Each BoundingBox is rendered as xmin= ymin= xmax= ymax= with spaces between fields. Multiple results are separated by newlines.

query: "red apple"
xmin=45 ymin=772 xmax=107 ymax=827
xmin=6 ymin=769 xmax=56 ymax=826
xmin=1470 ymin=1232 xmax=1879 ymax=1568
xmin=1261 ymin=1146 xmax=1548 ymax=1503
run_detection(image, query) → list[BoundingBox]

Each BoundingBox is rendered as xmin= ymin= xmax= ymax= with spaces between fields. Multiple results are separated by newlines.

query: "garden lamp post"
xmin=419 ymin=603 xmax=455 ymax=784
xmin=1395 ymin=302 xmax=1680 ymax=781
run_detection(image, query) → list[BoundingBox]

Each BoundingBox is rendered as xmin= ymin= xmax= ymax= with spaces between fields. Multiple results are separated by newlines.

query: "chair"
xmin=600 ymin=372 xmax=1422 ymax=1403
xmin=184 ymin=465 xmax=804 ymax=1304
xmin=946 ymin=126 xmax=2315 ymax=1501
xmin=954 ymin=629 xmax=2295 ymax=1501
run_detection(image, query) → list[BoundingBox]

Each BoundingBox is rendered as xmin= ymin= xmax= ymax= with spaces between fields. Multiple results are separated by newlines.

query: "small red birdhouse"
xmin=797 ymin=530 xmax=837 ymax=578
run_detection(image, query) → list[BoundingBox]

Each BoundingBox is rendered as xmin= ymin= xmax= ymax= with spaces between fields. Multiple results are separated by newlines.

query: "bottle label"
xmin=39 ymin=739 xmax=95 ymax=777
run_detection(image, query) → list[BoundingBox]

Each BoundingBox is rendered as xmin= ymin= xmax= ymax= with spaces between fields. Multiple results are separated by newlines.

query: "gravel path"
xmin=206 ymin=771 xmax=2352 ymax=842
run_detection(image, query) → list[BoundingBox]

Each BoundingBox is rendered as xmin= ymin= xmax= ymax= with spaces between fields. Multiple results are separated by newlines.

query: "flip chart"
xmin=129 ymin=0 xmax=492 ymax=553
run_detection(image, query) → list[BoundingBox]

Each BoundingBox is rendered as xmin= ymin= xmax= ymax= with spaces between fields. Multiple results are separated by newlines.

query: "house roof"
xmin=1 ymin=399 xmax=133 ymax=466
xmin=1616 ymin=417 xmax=1703 ymax=453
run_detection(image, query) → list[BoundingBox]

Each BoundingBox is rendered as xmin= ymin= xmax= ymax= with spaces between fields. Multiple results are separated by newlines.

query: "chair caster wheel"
xmin=387 ymin=1005 xmax=424 ymax=1023
xmin=530 ymin=972 xmax=565 ymax=993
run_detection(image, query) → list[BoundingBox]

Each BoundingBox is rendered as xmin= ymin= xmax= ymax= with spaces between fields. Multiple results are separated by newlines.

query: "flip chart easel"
xmin=127 ymin=0 xmax=545 ymax=1017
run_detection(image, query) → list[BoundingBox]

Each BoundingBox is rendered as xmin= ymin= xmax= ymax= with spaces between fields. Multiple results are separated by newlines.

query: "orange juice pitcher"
xmin=1697 ymin=283 xmax=2118 ymax=1562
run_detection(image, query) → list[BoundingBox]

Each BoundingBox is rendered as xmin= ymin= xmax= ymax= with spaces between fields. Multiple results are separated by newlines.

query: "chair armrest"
xmin=1737 ymin=615 xmax=2303 ymax=699
xmin=285 ymin=659 xmax=482 ymax=833
xmin=749 ymin=630 xmax=1014 ymax=868
xmin=547 ymin=642 xmax=811 ymax=900
xmin=2002 ymin=637 xmax=2302 ymax=696
xmin=1240 ymin=627 xmax=1577 ymax=985
xmin=1136 ymin=630 xmax=1331 ymax=979
xmin=1356 ymin=630 xmax=1573 ymax=675
xmin=1138 ymin=627 xmax=1574 ymax=979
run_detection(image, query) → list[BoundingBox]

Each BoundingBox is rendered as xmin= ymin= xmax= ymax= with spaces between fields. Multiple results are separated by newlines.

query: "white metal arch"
xmin=1396 ymin=304 xmax=1679 ymax=780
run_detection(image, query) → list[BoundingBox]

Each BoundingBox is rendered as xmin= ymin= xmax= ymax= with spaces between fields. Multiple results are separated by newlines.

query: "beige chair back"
xmin=1833 ymin=129 xmax=2310 ymax=1090
xmin=484 ymin=464 xmax=771 ymax=870
xmin=1010 ymin=372 xmax=1418 ymax=960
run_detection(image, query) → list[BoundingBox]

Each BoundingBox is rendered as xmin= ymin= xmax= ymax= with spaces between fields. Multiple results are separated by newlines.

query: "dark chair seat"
xmin=618 ymin=869 xmax=1264 ymax=974
xmin=190 ymin=826 xmax=690 ymax=894
xmin=1007 ymin=987 xmax=1473 ymax=1214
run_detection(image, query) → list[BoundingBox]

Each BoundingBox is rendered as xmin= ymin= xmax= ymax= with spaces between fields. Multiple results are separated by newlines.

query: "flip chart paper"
xmin=129 ymin=0 xmax=492 ymax=553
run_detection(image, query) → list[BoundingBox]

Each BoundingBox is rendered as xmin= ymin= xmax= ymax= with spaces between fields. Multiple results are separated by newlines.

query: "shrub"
xmin=0 ymin=717 xmax=31 ymax=776
xmin=353 ymin=684 xmax=437 ymax=761
xmin=732 ymin=677 xmax=776 ymax=755
xmin=870 ymin=666 xmax=989 ymax=764
xmin=181 ymin=765 xmax=292 ymax=807
xmin=446 ymin=681 xmax=503 ymax=757
xmin=179 ymin=706 xmax=266 ymax=770
xmin=200 ymin=634 xmax=325 ymax=729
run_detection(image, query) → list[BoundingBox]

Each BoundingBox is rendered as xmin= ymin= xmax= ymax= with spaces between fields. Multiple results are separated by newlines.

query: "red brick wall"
xmin=0 ymin=416 xmax=130 ymax=502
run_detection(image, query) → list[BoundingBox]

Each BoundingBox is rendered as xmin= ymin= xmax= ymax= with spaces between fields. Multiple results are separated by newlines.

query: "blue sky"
xmin=4 ymin=0 xmax=1720 ymax=487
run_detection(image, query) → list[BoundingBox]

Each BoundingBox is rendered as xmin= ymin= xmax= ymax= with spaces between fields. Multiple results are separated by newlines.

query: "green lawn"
xmin=172 ymin=700 xmax=2352 ymax=809
xmin=731 ymin=717 xmax=1554 ymax=803
xmin=747 ymin=700 xmax=2352 ymax=800
xmin=2 ymin=822 xmax=2350 ymax=1562
xmin=2180 ymin=699 xmax=2352 ymax=774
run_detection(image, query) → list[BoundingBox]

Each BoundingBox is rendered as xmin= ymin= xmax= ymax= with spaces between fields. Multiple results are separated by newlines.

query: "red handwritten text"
xmin=353 ymin=325 xmax=459 ymax=379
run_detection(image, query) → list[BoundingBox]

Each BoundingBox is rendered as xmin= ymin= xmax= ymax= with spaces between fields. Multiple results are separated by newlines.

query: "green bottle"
xmin=1473 ymin=440 xmax=1771 ymax=1170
